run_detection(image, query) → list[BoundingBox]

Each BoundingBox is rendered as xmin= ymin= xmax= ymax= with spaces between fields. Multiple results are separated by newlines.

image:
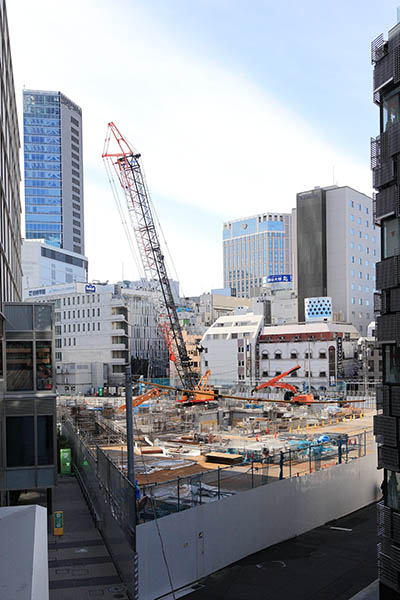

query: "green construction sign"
xmin=60 ymin=448 xmax=71 ymax=475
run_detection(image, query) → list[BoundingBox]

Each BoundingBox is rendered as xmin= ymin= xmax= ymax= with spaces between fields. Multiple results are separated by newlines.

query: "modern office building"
xmin=0 ymin=1 xmax=22 ymax=315
xmin=23 ymin=89 xmax=85 ymax=255
xmin=21 ymin=239 xmax=88 ymax=295
xmin=296 ymin=185 xmax=379 ymax=335
xmin=371 ymin=19 xmax=400 ymax=598
xmin=223 ymin=212 xmax=293 ymax=298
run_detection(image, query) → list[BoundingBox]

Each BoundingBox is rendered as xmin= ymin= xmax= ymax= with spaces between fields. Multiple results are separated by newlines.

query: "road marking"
xmin=328 ymin=526 xmax=352 ymax=532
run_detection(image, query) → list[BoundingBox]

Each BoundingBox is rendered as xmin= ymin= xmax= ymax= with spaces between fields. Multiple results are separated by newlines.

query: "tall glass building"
xmin=223 ymin=212 xmax=292 ymax=298
xmin=23 ymin=90 xmax=84 ymax=255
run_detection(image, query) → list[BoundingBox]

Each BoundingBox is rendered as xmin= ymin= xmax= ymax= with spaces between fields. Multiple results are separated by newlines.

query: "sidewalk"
xmin=48 ymin=475 xmax=128 ymax=599
xmin=186 ymin=502 xmax=379 ymax=600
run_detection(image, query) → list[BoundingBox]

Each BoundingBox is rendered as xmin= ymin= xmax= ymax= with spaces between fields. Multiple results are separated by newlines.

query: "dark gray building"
xmin=0 ymin=0 xmax=22 ymax=317
xmin=372 ymin=18 xmax=400 ymax=599
xmin=1 ymin=303 xmax=56 ymax=507
xmin=296 ymin=185 xmax=378 ymax=335
xmin=23 ymin=89 xmax=85 ymax=255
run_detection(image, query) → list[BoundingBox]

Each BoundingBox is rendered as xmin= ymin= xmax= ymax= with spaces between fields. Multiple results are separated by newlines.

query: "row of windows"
xmin=25 ymin=161 xmax=60 ymax=171
xmin=350 ymin=257 xmax=376 ymax=266
xmin=24 ymin=135 xmax=61 ymax=144
xmin=59 ymin=294 xmax=101 ymax=306
xmin=349 ymin=228 xmax=377 ymax=242
xmin=26 ymin=206 xmax=61 ymax=215
xmin=62 ymin=307 xmax=100 ymax=320
xmin=261 ymin=370 xmax=327 ymax=378
xmin=24 ymin=143 xmax=61 ymax=153
xmin=26 ymin=223 xmax=61 ymax=231
xmin=25 ymin=197 xmax=61 ymax=206
xmin=350 ymin=200 xmax=369 ymax=213
xmin=24 ymin=126 xmax=60 ymax=135
xmin=26 ymin=214 xmax=61 ymax=223
xmin=25 ymin=188 xmax=61 ymax=197
xmin=350 ymin=215 xmax=374 ymax=228
xmin=261 ymin=350 xmax=327 ymax=359
xmin=351 ymin=298 xmax=370 ymax=305
xmin=58 ymin=321 xmax=101 ymax=336
xmin=351 ymin=270 xmax=376 ymax=281
xmin=24 ymin=117 xmax=59 ymax=127
xmin=24 ymin=152 xmax=61 ymax=162
xmin=25 ymin=179 xmax=61 ymax=188
xmin=24 ymin=171 xmax=61 ymax=180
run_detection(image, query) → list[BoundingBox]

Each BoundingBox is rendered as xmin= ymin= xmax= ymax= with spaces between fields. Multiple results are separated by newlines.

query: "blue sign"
xmin=266 ymin=274 xmax=292 ymax=284
xmin=85 ymin=284 xmax=96 ymax=293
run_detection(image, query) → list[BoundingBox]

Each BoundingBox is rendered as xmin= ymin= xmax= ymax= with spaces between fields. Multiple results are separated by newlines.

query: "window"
xmin=82 ymin=323 xmax=85 ymax=332
xmin=290 ymin=351 xmax=297 ymax=359
xmin=275 ymin=371 xmax=282 ymax=376
xmin=351 ymin=256 xmax=355 ymax=263
xmin=55 ymin=352 xmax=62 ymax=361
xmin=350 ymin=200 xmax=354 ymax=208
xmin=357 ymin=203 xmax=361 ymax=211
xmin=383 ymin=91 xmax=400 ymax=130
xmin=6 ymin=342 xmax=33 ymax=391
xmin=205 ymin=360 xmax=208 ymax=367
xmin=6 ymin=416 xmax=34 ymax=467
xmin=350 ymin=215 xmax=354 ymax=222
xmin=37 ymin=416 xmax=54 ymax=465
xmin=383 ymin=216 xmax=400 ymax=259
xmin=262 ymin=371 xmax=268 ymax=377
xmin=319 ymin=371 xmax=327 ymax=377
xmin=98 ymin=322 xmax=100 ymax=330
xmin=274 ymin=351 xmax=282 ymax=359
xmin=304 ymin=351 xmax=312 ymax=359
xmin=305 ymin=371 xmax=312 ymax=378
xmin=384 ymin=345 xmax=400 ymax=384
xmin=319 ymin=351 xmax=326 ymax=359
xmin=261 ymin=352 xmax=269 ymax=359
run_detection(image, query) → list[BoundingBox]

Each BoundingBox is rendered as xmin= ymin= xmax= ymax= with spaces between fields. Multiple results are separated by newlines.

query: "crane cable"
xmin=103 ymin=152 xmax=145 ymax=282
xmin=132 ymin=412 xmax=176 ymax=600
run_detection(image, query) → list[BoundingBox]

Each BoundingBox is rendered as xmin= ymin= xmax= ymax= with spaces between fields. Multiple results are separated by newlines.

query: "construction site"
xmin=54 ymin=123 xmax=380 ymax=598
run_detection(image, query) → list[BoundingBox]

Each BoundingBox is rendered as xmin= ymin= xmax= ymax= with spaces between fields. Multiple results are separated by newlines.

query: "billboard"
xmin=305 ymin=296 xmax=332 ymax=322
xmin=265 ymin=274 xmax=292 ymax=284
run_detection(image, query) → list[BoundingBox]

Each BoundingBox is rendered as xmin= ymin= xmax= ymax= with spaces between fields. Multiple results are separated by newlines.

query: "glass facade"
xmin=222 ymin=213 xmax=292 ymax=297
xmin=23 ymin=91 xmax=62 ymax=247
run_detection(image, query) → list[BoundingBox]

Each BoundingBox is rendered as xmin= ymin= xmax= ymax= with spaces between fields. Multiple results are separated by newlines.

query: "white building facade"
xmin=200 ymin=312 xmax=264 ymax=386
xmin=26 ymin=281 xmax=168 ymax=394
xmin=258 ymin=322 xmax=360 ymax=392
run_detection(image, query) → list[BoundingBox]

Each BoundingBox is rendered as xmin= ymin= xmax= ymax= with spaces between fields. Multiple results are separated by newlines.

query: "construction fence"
xmin=138 ymin=430 xmax=372 ymax=522
xmin=62 ymin=419 xmax=138 ymax=599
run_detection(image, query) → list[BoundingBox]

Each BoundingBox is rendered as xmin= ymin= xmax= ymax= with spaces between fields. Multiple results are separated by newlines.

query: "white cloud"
xmin=8 ymin=0 xmax=371 ymax=295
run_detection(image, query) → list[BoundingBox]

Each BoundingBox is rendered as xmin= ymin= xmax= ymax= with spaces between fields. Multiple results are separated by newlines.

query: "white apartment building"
xmin=22 ymin=239 xmax=88 ymax=294
xmin=200 ymin=311 xmax=264 ymax=386
xmin=26 ymin=281 xmax=168 ymax=394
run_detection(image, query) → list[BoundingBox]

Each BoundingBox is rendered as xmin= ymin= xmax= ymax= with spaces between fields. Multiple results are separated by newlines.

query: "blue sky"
xmin=8 ymin=0 xmax=399 ymax=295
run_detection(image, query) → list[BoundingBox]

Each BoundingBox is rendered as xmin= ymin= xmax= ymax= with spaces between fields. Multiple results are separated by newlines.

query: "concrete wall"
xmin=137 ymin=452 xmax=381 ymax=599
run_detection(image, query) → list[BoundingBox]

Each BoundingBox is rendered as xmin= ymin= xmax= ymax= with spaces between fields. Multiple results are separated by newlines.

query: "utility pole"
xmin=125 ymin=362 xmax=135 ymax=486
xmin=125 ymin=361 xmax=138 ymax=599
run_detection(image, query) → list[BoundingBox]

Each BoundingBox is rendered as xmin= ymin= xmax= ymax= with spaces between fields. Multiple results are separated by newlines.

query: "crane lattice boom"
xmin=102 ymin=122 xmax=196 ymax=389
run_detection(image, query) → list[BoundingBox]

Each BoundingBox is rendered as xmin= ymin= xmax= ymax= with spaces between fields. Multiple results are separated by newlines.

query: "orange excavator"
xmin=252 ymin=365 xmax=315 ymax=406
xmin=177 ymin=369 xmax=215 ymax=406
xmin=117 ymin=387 xmax=165 ymax=413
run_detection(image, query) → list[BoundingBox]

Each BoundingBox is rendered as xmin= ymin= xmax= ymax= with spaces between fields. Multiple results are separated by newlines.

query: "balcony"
xmin=374 ymin=185 xmax=399 ymax=221
xmin=376 ymin=256 xmax=400 ymax=290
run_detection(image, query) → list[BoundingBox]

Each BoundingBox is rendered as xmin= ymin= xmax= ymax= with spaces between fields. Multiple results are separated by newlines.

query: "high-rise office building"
xmin=296 ymin=185 xmax=379 ymax=335
xmin=0 ymin=1 xmax=22 ymax=316
xmin=223 ymin=212 xmax=292 ymax=298
xmin=371 ymin=19 xmax=400 ymax=599
xmin=0 ymin=1 xmax=56 ymax=511
xmin=23 ymin=89 xmax=85 ymax=255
